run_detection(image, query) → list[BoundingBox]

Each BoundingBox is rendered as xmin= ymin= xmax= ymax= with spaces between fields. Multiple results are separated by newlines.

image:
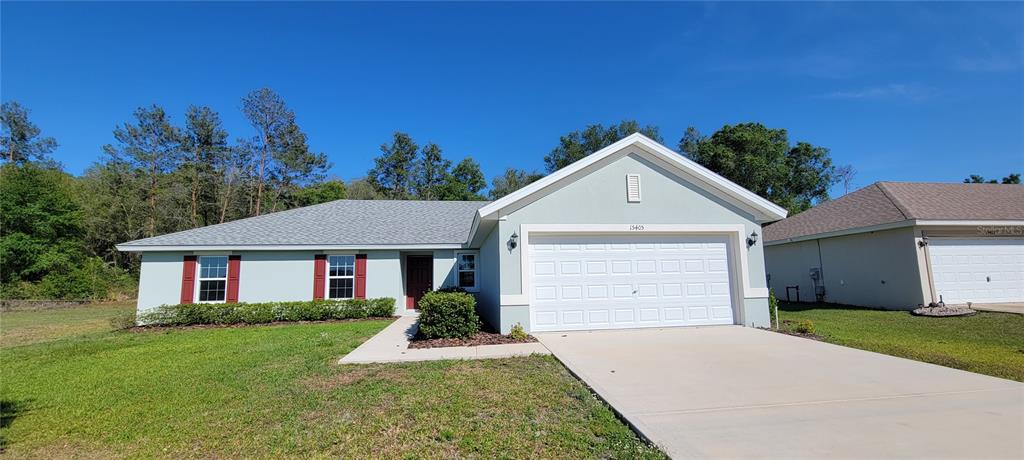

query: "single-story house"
xmin=118 ymin=133 xmax=788 ymax=332
xmin=764 ymin=182 xmax=1024 ymax=309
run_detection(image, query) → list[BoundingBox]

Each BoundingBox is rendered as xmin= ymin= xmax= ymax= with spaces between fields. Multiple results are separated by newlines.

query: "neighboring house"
xmin=764 ymin=182 xmax=1024 ymax=309
xmin=118 ymin=134 xmax=787 ymax=332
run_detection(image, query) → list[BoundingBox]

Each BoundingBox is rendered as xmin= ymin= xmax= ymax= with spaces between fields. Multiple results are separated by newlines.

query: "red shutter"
xmin=226 ymin=255 xmax=241 ymax=303
xmin=355 ymin=254 xmax=367 ymax=299
xmin=180 ymin=255 xmax=197 ymax=304
xmin=313 ymin=254 xmax=327 ymax=300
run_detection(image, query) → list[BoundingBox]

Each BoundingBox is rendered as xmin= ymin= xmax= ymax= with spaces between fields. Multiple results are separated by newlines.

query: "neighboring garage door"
xmin=929 ymin=238 xmax=1024 ymax=304
xmin=528 ymin=234 xmax=735 ymax=331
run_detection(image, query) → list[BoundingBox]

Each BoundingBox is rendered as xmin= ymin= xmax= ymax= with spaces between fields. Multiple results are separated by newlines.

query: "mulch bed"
xmin=408 ymin=330 xmax=538 ymax=349
xmin=911 ymin=305 xmax=977 ymax=317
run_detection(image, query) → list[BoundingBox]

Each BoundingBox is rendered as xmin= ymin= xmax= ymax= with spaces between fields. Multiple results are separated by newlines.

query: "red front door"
xmin=406 ymin=255 xmax=433 ymax=309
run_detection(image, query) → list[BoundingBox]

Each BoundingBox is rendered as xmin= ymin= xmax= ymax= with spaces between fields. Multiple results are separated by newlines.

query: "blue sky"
xmin=3 ymin=2 xmax=1022 ymax=194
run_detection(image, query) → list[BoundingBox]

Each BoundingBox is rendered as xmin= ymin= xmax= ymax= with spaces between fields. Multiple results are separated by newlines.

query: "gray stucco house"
xmin=118 ymin=134 xmax=788 ymax=332
xmin=764 ymin=182 xmax=1024 ymax=309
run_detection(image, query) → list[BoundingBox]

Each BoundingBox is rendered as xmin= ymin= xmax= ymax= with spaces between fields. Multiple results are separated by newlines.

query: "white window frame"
xmin=326 ymin=254 xmax=356 ymax=300
xmin=195 ymin=255 xmax=229 ymax=304
xmin=455 ymin=251 xmax=480 ymax=292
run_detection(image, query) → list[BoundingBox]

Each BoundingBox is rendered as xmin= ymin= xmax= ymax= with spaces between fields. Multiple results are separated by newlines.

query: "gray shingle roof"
xmin=118 ymin=200 xmax=489 ymax=248
xmin=764 ymin=182 xmax=1024 ymax=243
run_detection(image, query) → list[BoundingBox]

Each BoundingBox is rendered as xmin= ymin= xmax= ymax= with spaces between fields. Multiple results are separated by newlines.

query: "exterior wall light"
xmin=747 ymin=231 xmax=759 ymax=248
xmin=508 ymin=232 xmax=519 ymax=250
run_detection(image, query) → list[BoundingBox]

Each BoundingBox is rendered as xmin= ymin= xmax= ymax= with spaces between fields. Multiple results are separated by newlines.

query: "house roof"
xmin=117 ymin=200 xmax=489 ymax=251
xmin=474 ymin=133 xmax=789 ymax=226
xmin=764 ymin=182 xmax=1024 ymax=243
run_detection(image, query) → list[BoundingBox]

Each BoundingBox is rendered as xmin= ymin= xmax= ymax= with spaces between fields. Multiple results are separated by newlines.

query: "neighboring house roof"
xmin=117 ymin=200 xmax=489 ymax=251
xmin=474 ymin=133 xmax=789 ymax=226
xmin=764 ymin=182 xmax=1024 ymax=243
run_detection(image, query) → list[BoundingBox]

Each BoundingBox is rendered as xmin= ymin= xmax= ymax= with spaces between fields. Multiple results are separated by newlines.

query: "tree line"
xmin=4 ymin=94 xmax=1019 ymax=300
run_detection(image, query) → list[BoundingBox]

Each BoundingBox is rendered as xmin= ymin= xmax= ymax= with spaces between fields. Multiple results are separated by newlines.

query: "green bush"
xmin=434 ymin=286 xmax=468 ymax=293
xmin=417 ymin=291 xmax=479 ymax=339
xmin=109 ymin=309 xmax=137 ymax=330
xmin=367 ymin=298 xmax=395 ymax=317
xmin=768 ymin=291 xmax=779 ymax=328
xmin=508 ymin=323 xmax=528 ymax=341
xmin=795 ymin=319 xmax=816 ymax=334
xmin=137 ymin=297 xmax=396 ymax=327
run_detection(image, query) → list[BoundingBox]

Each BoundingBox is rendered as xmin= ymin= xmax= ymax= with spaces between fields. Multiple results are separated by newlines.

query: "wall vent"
xmin=626 ymin=174 xmax=641 ymax=202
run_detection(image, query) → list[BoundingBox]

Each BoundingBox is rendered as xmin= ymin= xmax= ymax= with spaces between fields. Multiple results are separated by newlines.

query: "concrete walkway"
xmin=339 ymin=315 xmax=549 ymax=364
xmin=537 ymin=326 xmax=1024 ymax=459
xmin=968 ymin=302 xmax=1024 ymax=315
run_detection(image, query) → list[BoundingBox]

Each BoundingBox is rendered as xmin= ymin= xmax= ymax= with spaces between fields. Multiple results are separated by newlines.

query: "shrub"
xmin=136 ymin=297 xmax=396 ymax=327
xmin=508 ymin=323 xmax=528 ymax=341
xmin=434 ymin=286 xmax=468 ymax=293
xmin=367 ymin=298 xmax=395 ymax=317
xmin=794 ymin=319 xmax=816 ymax=334
xmin=768 ymin=291 xmax=779 ymax=329
xmin=109 ymin=309 xmax=137 ymax=330
xmin=417 ymin=291 xmax=479 ymax=339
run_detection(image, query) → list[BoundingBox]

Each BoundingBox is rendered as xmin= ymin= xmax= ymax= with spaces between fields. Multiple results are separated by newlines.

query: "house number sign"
xmin=629 ymin=224 xmax=646 ymax=231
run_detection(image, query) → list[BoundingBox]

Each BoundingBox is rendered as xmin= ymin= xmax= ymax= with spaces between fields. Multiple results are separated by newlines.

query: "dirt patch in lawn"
xmin=304 ymin=365 xmax=414 ymax=391
xmin=761 ymin=321 xmax=826 ymax=341
xmin=408 ymin=331 xmax=537 ymax=349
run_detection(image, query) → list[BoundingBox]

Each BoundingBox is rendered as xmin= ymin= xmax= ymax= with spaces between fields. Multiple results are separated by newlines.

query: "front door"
xmin=406 ymin=255 xmax=433 ymax=309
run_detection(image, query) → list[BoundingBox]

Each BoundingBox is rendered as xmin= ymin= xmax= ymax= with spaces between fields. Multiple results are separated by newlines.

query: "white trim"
xmin=454 ymin=250 xmax=480 ymax=292
xmin=765 ymin=220 xmax=916 ymax=246
xmin=916 ymin=219 xmax=1024 ymax=227
xmin=325 ymin=254 xmax=356 ymax=300
xmin=475 ymin=133 xmax=788 ymax=225
xmin=117 ymin=243 xmax=466 ymax=252
xmin=514 ymin=224 xmax=766 ymax=308
xmin=765 ymin=219 xmax=1024 ymax=246
xmin=195 ymin=255 xmax=229 ymax=304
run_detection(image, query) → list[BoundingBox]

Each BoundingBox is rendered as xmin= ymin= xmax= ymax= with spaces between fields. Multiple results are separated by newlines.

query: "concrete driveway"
xmin=536 ymin=326 xmax=1023 ymax=459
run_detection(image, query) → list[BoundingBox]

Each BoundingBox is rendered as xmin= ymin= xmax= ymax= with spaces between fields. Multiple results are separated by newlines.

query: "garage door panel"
xmin=529 ymin=234 xmax=735 ymax=332
xmin=929 ymin=238 xmax=1024 ymax=305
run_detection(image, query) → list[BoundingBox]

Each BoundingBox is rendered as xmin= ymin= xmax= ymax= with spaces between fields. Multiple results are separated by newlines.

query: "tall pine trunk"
xmin=148 ymin=165 xmax=157 ymax=237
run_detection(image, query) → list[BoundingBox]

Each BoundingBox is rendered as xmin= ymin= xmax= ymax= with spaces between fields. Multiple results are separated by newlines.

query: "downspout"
xmin=816 ymin=239 xmax=826 ymax=302
xmin=920 ymin=229 xmax=937 ymax=305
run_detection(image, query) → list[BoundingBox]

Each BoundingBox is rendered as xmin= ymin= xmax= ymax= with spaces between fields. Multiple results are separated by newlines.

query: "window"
xmin=197 ymin=256 xmax=228 ymax=302
xmin=327 ymin=255 xmax=355 ymax=299
xmin=456 ymin=252 xmax=478 ymax=291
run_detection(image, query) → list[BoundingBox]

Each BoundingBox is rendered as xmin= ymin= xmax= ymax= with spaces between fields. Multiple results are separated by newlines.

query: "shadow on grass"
xmin=778 ymin=301 xmax=892 ymax=313
xmin=1 ymin=399 xmax=29 ymax=452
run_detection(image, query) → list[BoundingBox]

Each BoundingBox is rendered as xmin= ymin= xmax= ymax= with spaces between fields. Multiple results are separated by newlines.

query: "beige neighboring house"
xmin=764 ymin=182 xmax=1024 ymax=309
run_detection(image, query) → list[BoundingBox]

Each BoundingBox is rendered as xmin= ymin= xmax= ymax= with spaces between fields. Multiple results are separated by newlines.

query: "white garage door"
xmin=929 ymin=238 xmax=1024 ymax=305
xmin=528 ymin=234 xmax=735 ymax=332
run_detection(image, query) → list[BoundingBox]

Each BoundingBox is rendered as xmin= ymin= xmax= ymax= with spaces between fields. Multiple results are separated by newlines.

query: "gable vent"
xmin=626 ymin=174 xmax=641 ymax=202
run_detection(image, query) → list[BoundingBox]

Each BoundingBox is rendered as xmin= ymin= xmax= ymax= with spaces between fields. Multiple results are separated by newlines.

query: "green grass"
xmin=0 ymin=302 xmax=134 ymax=347
xmin=0 ymin=306 xmax=663 ymax=459
xmin=778 ymin=303 xmax=1024 ymax=382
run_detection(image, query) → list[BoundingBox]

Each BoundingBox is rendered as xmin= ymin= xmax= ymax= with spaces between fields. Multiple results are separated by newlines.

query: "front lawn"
xmin=778 ymin=303 xmax=1024 ymax=382
xmin=0 ymin=302 xmax=133 ymax=347
xmin=1 ymin=305 xmax=662 ymax=458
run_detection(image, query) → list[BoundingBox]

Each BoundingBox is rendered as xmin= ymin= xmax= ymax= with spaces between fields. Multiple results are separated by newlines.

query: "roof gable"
xmin=475 ymin=133 xmax=788 ymax=223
